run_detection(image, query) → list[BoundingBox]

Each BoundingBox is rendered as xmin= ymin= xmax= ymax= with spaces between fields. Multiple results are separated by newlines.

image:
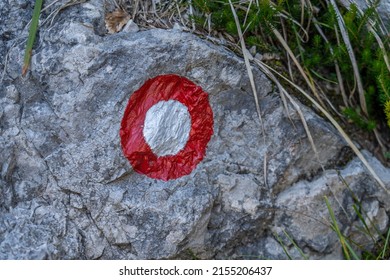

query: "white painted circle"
xmin=143 ymin=100 xmax=191 ymax=157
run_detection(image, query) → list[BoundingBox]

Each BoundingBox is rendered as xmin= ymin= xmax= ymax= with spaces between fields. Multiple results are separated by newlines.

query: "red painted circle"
xmin=120 ymin=74 xmax=214 ymax=181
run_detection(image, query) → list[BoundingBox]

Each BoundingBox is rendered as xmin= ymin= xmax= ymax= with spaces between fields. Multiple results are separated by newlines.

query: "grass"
xmin=325 ymin=195 xmax=390 ymax=260
xmin=273 ymin=229 xmax=309 ymax=260
xmin=22 ymin=0 xmax=43 ymax=76
xmin=193 ymin=0 xmax=389 ymax=156
xmin=271 ymin=195 xmax=390 ymax=260
xmin=325 ymin=196 xmax=360 ymax=259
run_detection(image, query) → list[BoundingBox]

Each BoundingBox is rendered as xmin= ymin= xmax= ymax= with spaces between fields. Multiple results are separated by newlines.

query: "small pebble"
xmin=122 ymin=20 xmax=139 ymax=33
xmin=255 ymin=53 xmax=263 ymax=61
xmin=249 ymin=45 xmax=257 ymax=56
xmin=173 ymin=22 xmax=183 ymax=31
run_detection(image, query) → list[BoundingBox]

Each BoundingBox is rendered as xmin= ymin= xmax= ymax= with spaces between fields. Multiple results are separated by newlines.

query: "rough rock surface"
xmin=1 ymin=0 xmax=389 ymax=259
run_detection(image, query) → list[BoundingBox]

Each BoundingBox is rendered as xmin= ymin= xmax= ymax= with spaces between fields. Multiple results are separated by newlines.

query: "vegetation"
xmin=22 ymin=0 xmax=43 ymax=76
xmin=325 ymin=196 xmax=390 ymax=260
xmin=272 ymin=195 xmax=390 ymax=260
xmin=191 ymin=0 xmax=389 ymax=158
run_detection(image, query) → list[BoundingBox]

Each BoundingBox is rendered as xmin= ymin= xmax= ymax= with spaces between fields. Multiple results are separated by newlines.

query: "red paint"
xmin=120 ymin=74 xmax=214 ymax=180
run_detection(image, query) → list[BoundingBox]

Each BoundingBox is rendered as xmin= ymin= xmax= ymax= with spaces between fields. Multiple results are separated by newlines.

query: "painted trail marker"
xmin=120 ymin=74 xmax=214 ymax=180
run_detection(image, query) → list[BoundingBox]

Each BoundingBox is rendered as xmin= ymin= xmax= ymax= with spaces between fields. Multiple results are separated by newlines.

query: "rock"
xmin=0 ymin=0 xmax=389 ymax=259
xmin=249 ymin=45 xmax=257 ymax=56
xmin=172 ymin=22 xmax=183 ymax=31
xmin=122 ymin=19 xmax=139 ymax=33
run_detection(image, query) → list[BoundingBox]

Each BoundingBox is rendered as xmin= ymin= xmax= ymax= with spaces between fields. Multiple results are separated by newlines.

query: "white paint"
xmin=143 ymin=100 xmax=191 ymax=157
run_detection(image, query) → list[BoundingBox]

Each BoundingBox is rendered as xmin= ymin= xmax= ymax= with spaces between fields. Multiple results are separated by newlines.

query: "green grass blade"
xmin=22 ymin=0 xmax=43 ymax=76
xmin=343 ymin=238 xmax=360 ymax=260
xmin=352 ymin=204 xmax=376 ymax=243
xmin=324 ymin=196 xmax=351 ymax=259
xmin=310 ymin=69 xmax=338 ymax=84
xmin=380 ymin=227 xmax=390 ymax=259
xmin=282 ymin=229 xmax=308 ymax=260
xmin=273 ymin=233 xmax=293 ymax=260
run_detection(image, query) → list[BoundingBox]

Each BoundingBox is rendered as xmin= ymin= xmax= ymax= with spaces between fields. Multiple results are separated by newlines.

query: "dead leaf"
xmin=105 ymin=8 xmax=131 ymax=34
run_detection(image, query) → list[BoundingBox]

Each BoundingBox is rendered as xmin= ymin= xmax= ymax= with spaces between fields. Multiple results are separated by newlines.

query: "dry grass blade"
xmin=367 ymin=25 xmax=390 ymax=73
xmin=254 ymin=57 xmax=353 ymax=218
xmin=258 ymin=60 xmax=389 ymax=194
xmin=348 ymin=0 xmax=389 ymax=44
xmin=299 ymin=0 xmax=305 ymax=27
xmin=41 ymin=0 xmax=87 ymax=28
xmin=278 ymin=12 xmax=309 ymax=42
xmin=253 ymin=55 xmax=293 ymax=129
xmin=228 ymin=0 xmax=268 ymax=187
xmin=280 ymin=18 xmax=295 ymax=83
xmin=271 ymin=27 xmax=326 ymax=109
xmin=188 ymin=0 xmax=196 ymax=31
xmin=285 ymin=91 xmax=323 ymax=169
xmin=313 ymin=78 xmax=345 ymax=118
xmin=253 ymin=57 xmax=321 ymax=166
xmin=175 ymin=1 xmax=186 ymax=27
xmin=243 ymin=0 xmax=253 ymax=27
xmin=228 ymin=0 xmax=264 ymax=133
xmin=373 ymin=128 xmax=387 ymax=157
xmin=327 ymin=0 xmax=367 ymax=115
xmin=132 ymin=0 xmax=140 ymax=20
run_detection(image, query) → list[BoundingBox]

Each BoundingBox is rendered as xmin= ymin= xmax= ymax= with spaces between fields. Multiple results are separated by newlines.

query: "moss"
xmin=385 ymin=100 xmax=390 ymax=129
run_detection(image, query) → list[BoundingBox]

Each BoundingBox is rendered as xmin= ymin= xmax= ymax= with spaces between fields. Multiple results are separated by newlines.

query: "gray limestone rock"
xmin=0 ymin=0 xmax=389 ymax=259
